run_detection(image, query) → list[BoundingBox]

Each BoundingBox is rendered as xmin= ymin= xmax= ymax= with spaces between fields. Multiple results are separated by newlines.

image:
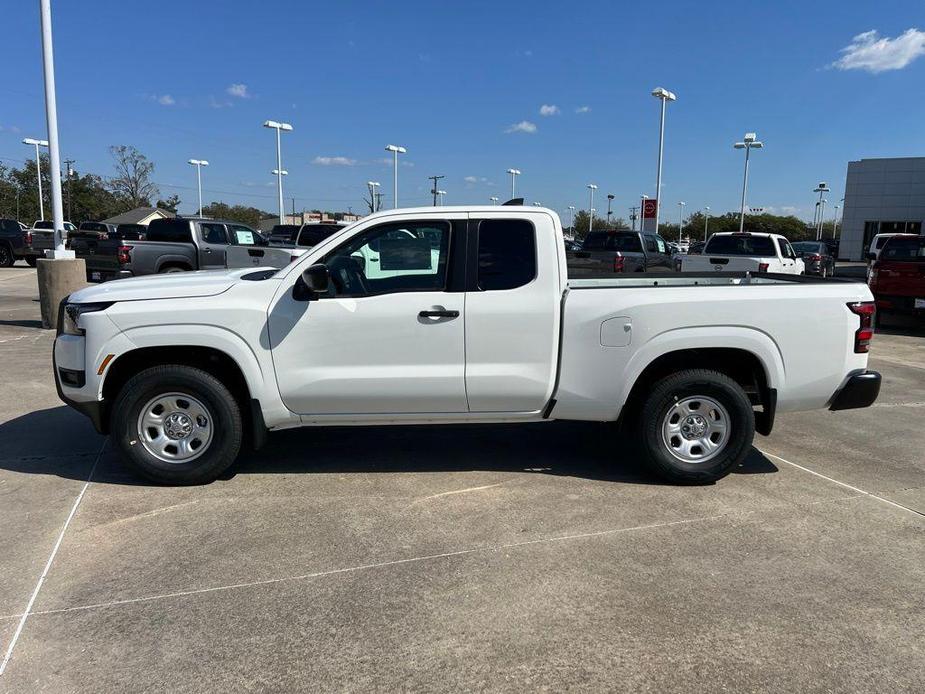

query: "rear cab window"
xmin=582 ymin=231 xmax=643 ymax=253
xmin=705 ymin=234 xmax=776 ymax=256
xmin=147 ymin=219 xmax=193 ymax=243
xmin=477 ymin=219 xmax=536 ymax=291
xmin=881 ymin=236 xmax=925 ymax=261
xmin=297 ymin=224 xmax=343 ymax=248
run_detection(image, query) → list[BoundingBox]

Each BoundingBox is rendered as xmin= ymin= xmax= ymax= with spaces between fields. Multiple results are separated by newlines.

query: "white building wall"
xmin=840 ymin=157 xmax=925 ymax=261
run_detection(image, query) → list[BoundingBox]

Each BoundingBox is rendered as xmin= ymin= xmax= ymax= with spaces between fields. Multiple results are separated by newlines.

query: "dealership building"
xmin=839 ymin=157 xmax=925 ymax=260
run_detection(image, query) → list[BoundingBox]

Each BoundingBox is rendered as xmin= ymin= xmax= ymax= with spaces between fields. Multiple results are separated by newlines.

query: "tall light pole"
xmin=812 ymin=182 xmax=830 ymax=240
xmin=832 ymin=204 xmax=840 ymax=238
xmin=640 ymin=194 xmax=649 ymax=232
xmin=263 ymin=120 xmax=292 ymax=223
xmin=367 ymin=181 xmax=381 ymax=213
xmin=630 ymin=206 xmax=639 ymax=231
xmin=606 ymin=193 xmax=614 ymax=225
xmin=22 ymin=138 xmax=49 ymax=220
xmin=818 ymin=199 xmax=828 ymax=241
xmin=734 ymin=132 xmax=764 ymax=233
xmin=507 ymin=168 xmax=521 ymax=198
xmin=703 ymin=206 xmax=711 ymax=240
xmin=651 ymin=87 xmax=677 ymax=235
xmin=188 ymin=159 xmax=209 ymax=216
xmin=385 ymin=144 xmax=406 ymax=208
xmin=437 ymin=190 xmax=447 ymax=206
xmin=567 ymin=205 xmax=576 ymax=230
xmin=677 ymin=201 xmax=686 ymax=242
xmin=587 ymin=184 xmax=597 ymax=232
xmin=490 ymin=196 xmax=500 ymax=205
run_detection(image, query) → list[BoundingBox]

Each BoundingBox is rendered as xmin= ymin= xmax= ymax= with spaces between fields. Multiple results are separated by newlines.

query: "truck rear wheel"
xmin=638 ymin=369 xmax=754 ymax=484
xmin=0 ymin=244 xmax=13 ymax=267
xmin=111 ymin=365 xmax=243 ymax=485
xmin=25 ymin=256 xmax=37 ymax=267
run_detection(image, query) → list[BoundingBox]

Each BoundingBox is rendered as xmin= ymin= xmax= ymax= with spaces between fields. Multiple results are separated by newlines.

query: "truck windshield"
xmin=297 ymin=224 xmax=343 ymax=247
xmin=705 ymin=235 xmax=776 ymax=256
xmin=881 ymin=237 xmax=925 ymax=261
xmin=582 ymin=232 xmax=643 ymax=252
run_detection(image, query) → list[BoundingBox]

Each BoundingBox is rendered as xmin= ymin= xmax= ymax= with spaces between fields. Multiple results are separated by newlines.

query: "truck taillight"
xmin=117 ymin=245 xmax=132 ymax=265
xmin=809 ymin=254 xmax=823 ymax=262
xmin=613 ymin=255 xmax=625 ymax=273
xmin=757 ymin=262 xmax=769 ymax=273
xmin=25 ymin=231 xmax=32 ymax=246
xmin=848 ymin=301 xmax=876 ymax=353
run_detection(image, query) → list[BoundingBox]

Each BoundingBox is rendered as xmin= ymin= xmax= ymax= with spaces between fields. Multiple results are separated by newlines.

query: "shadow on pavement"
xmin=0 ymin=319 xmax=44 ymax=329
xmin=0 ymin=406 xmax=778 ymax=486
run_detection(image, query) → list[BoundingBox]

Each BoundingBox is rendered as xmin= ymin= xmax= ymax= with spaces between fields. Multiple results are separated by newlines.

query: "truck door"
xmin=269 ymin=215 xmax=468 ymax=415
xmin=776 ymin=238 xmax=799 ymax=273
xmin=197 ymin=223 xmax=230 ymax=269
xmin=464 ymin=215 xmax=561 ymax=412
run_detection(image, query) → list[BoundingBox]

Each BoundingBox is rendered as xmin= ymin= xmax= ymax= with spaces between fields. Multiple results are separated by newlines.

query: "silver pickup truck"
xmin=226 ymin=221 xmax=347 ymax=270
xmin=567 ymin=230 xmax=675 ymax=275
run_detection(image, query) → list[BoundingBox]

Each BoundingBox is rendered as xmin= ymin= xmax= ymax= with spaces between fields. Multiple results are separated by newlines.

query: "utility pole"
xmin=606 ymin=194 xmax=614 ymax=225
xmin=428 ymin=174 xmax=445 ymax=206
xmin=63 ymin=158 xmax=74 ymax=221
xmin=629 ymin=206 xmax=639 ymax=231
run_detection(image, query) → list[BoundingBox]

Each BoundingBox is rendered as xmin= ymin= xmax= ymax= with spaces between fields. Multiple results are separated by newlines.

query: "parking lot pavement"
xmin=1 ymin=265 xmax=924 ymax=691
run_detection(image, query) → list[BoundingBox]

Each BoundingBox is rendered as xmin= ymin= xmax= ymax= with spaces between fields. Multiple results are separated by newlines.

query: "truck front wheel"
xmin=638 ymin=369 xmax=755 ymax=484
xmin=111 ymin=365 xmax=243 ymax=485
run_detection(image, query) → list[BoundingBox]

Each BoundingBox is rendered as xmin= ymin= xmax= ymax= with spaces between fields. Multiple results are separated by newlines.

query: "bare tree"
xmin=108 ymin=145 xmax=158 ymax=207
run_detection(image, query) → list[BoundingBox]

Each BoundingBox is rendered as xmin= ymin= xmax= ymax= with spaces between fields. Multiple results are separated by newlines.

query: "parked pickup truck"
xmin=226 ymin=221 xmax=347 ymax=270
xmin=567 ymin=230 xmax=674 ymax=275
xmin=867 ymin=234 xmax=925 ymax=325
xmin=72 ymin=217 xmax=263 ymax=281
xmin=680 ymin=232 xmax=804 ymax=275
xmin=0 ymin=217 xmax=41 ymax=266
xmin=30 ymin=219 xmax=78 ymax=255
xmin=54 ymin=206 xmax=881 ymax=486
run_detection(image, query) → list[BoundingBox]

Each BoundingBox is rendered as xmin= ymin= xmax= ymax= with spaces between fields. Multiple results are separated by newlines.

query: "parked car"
xmin=71 ymin=217 xmax=263 ymax=281
xmin=680 ymin=232 xmax=804 ymax=274
xmin=791 ymin=241 xmax=837 ymax=278
xmin=30 ymin=219 xmax=78 ymax=254
xmin=867 ymin=233 xmax=900 ymax=262
xmin=226 ymin=221 xmax=346 ymax=270
xmin=567 ymin=230 xmax=674 ymax=275
xmin=867 ymin=234 xmax=925 ymax=325
xmin=0 ymin=217 xmax=41 ymax=267
xmin=54 ymin=205 xmax=880 ymax=486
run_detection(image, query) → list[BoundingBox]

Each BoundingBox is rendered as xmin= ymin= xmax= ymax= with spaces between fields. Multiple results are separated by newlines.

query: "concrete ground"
xmin=1 ymin=262 xmax=923 ymax=692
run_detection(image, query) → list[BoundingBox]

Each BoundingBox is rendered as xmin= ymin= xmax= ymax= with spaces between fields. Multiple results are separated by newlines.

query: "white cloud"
xmin=0 ymin=124 xmax=21 ymax=133
xmin=226 ymin=83 xmax=251 ymax=98
xmin=156 ymin=94 xmax=175 ymax=106
xmin=375 ymin=157 xmax=414 ymax=167
xmin=312 ymin=156 xmax=357 ymax=166
xmin=464 ymin=176 xmax=479 ymax=183
xmin=831 ymin=29 xmax=925 ymax=73
xmin=505 ymin=120 xmax=537 ymax=134
xmin=539 ymin=104 xmax=560 ymax=116
xmin=575 ymin=105 xmax=591 ymax=114
xmin=209 ymin=96 xmax=232 ymax=109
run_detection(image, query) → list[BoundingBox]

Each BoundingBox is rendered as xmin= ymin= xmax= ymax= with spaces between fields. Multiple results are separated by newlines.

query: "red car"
xmin=868 ymin=234 xmax=925 ymax=325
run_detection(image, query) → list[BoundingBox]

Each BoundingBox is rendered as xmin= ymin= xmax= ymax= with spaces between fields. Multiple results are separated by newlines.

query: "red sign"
xmin=642 ymin=199 xmax=657 ymax=218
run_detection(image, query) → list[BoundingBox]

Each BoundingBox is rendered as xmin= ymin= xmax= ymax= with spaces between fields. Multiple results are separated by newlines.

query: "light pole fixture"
xmin=606 ymin=193 xmax=615 ymax=224
xmin=188 ymin=159 xmax=209 ymax=216
xmin=734 ymin=132 xmax=763 ymax=232
xmin=567 ymin=205 xmax=576 ymax=230
xmin=704 ymin=206 xmax=711 ymax=240
xmin=651 ymin=87 xmax=676 ymax=235
xmin=367 ymin=181 xmax=381 ymax=212
xmin=385 ymin=144 xmax=406 ymax=208
xmin=533 ymin=201 xmax=542 ymax=206
xmin=264 ymin=120 xmax=293 ymax=224
xmin=587 ymin=184 xmax=598 ymax=232
xmin=677 ymin=201 xmax=686 ymax=242
xmin=490 ymin=196 xmax=499 ymax=205
xmin=437 ymin=190 xmax=447 ymax=206
xmin=23 ymin=138 xmax=49 ymax=220
xmin=506 ymin=168 xmax=521 ymax=198
xmin=813 ymin=182 xmax=830 ymax=240
xmin=640 ymin=194 xmax=649 ymax=232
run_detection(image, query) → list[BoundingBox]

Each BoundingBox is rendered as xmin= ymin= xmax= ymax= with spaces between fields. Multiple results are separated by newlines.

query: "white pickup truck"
xmin=53 ymin=206 xmax=881 ymax=485
xmin=680 ymin=232 xmax=804 ymax=274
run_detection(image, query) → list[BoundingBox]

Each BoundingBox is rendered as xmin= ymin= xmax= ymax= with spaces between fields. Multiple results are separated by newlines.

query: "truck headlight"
xmin=62 ymin=302 xmax=113 ymax=336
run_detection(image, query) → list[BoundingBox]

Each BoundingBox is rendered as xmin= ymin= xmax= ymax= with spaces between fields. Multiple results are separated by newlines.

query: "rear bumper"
xmin=87 ymin=268 xmax=132 ymax=282
xmin=874 ymin=295 xmax=925 ymax=317
xmin=829 ymin=371 xmax=881 ymax=411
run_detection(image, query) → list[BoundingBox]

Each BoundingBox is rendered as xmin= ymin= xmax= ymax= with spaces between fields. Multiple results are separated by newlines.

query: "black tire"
xmin=159 ymin=265 xmax=189 ymax=274
xmin=0 ymin=244 xmax=13 ymax=268
xmin=111 ymin=365 xmax=242 ymax=485
xmin=638 ymin=369 xmax=755 ymax=484
xmin=24 ymin=256 xmax=37 ymax=267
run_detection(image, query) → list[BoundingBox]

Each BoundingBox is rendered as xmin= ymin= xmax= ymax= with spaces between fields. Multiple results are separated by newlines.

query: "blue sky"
xmin=2 ymin=1 xmax=924 ymax=221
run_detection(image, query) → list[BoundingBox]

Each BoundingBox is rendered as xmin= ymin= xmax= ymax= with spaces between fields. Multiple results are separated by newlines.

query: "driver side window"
xmin=321 ymin=221 xmax=450 ymax=297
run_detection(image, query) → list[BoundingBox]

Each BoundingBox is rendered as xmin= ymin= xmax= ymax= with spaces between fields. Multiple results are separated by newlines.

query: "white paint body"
xmin=681 ymin=232 xmax=805 ymax=275
xmin=55 ymin=207 xmax=873 ymax=432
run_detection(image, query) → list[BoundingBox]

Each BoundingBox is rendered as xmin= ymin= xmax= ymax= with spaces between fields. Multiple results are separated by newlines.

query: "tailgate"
xmin=72 ymin=238 xmax=122 ymax=272
xmin=681 ymin=255 xmax=759 ymax=272
xmin=567 ymin=251 xmax=636 ymax=276
xmin=875 ymin=261 xmax=925 ymax=298
xmin=226 ymin=245 xmax=294 ymax=269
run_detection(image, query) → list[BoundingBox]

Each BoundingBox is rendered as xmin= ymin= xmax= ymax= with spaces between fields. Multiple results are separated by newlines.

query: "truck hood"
xmin=68 ymin=268 xmax=264 ymax=303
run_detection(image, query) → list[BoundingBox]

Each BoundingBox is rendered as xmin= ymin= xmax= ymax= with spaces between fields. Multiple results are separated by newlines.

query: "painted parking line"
xmin=0 ymin=441 xmax=105 ymax=677
xmin=759 ymin=449 xmax=924 ymax=519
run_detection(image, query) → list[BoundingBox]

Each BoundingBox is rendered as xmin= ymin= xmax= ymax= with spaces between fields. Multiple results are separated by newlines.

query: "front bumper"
xmin=52 ymin=344 xmax=108 ymax=433
xmin=829 ymin=370 xmax=881 ymax=411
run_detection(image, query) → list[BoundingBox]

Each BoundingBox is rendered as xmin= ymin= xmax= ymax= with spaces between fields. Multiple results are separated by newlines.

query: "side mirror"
xmin=293 ymin=263 xmax=329 ymax=300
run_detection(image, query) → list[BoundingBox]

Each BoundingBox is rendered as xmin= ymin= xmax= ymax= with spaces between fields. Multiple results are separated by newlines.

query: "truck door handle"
xmin=419 ymin=308 xmax=459 ymax=318
xmin=203 ymin=248 xmax=212 ymax=253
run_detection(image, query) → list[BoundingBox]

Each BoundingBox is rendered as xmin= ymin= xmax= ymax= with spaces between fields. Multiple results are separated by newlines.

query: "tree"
xmin=201 ymin=201 xmax=273 ymax=228
xmin=156 ymin=194 xmax=181 ymax=214
xmin=108 ymin=145 xmax=158 ymax=207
